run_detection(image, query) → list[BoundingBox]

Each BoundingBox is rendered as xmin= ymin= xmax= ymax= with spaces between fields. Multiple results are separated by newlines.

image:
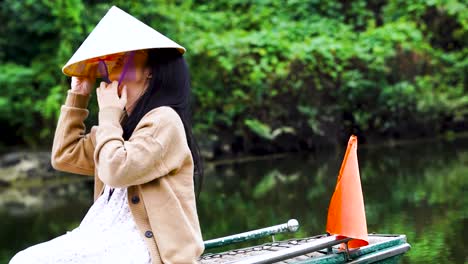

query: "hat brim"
xmin=62 ymin=48 xmax=184 ymax=78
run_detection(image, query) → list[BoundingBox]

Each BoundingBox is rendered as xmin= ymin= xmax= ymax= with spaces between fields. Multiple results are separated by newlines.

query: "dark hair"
xmin=121 ymin=48 xmax=203 ymax=198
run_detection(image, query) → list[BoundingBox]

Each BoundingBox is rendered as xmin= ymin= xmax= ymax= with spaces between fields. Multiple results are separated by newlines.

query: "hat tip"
xmin=108 ymin=5 xmax=125 ymax=14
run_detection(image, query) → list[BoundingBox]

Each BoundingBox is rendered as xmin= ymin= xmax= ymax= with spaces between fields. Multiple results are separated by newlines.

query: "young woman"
xmin=10 ymin=40 xmax=204 ymax=264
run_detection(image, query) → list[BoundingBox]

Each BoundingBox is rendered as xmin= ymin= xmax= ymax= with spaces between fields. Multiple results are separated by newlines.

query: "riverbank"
xmin=2 ymin=133 xmax=467 ymax=185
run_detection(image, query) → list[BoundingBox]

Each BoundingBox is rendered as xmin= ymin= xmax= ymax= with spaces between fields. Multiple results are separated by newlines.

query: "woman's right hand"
xmin=71 ymin=76 xmax=95 ymax=96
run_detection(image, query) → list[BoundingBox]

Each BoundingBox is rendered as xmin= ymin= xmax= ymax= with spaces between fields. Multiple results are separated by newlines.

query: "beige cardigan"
xmin=51 ymin=91 xmax=204 ymax=264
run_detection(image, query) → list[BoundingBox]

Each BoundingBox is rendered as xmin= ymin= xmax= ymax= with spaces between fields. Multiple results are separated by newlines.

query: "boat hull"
xmin=200 ymin=234 xmax=410 ymax=264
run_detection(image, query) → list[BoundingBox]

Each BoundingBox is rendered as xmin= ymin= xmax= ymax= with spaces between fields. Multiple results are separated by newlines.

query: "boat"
xmin=200 ymin=219 xmax=410 ymax=264
xmin=200 ymin=137 xmax=410 ymax=263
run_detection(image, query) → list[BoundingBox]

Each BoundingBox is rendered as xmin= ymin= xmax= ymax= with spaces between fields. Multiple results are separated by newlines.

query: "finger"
xmin=111 ymin=81 xmax=119 ymax=91
xmin=71 ymin=76 xmax=84 ymax=88
xmin=121 ymin=85 xmax=128 ymax=102
xmin=71 ymin=77 xmax=77 ymax=87
xmin=96 ymin=88 xmax=101 ymax=106
xmin=117 ymin=84 xmax=123 ymax=97
xmin=120 ymin=86 xmax=127 ymax=109
xmin=100 ymin=81 xmax=107 ymax=89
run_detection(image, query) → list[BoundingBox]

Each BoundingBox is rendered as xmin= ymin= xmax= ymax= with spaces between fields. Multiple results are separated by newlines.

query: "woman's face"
xmin=107 ymin=51 xmax=150 ymax=112
xmin=108 ymin=51 xmax=149 ymax=83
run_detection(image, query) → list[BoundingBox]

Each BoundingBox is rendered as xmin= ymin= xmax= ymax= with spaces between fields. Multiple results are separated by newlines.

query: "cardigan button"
xmin=145 ymin=231 xmax=153 ymax=238
xmin=131 ymin=195 xmax=140 ymax=204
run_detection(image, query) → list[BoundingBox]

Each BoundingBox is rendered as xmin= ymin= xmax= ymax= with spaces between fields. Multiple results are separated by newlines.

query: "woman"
xmin=10 ymin=6 xmax=204 ymax=264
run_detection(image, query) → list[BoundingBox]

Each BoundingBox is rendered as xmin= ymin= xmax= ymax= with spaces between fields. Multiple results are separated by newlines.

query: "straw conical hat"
xmin=62 ymin=6 xmax=185 ymax=77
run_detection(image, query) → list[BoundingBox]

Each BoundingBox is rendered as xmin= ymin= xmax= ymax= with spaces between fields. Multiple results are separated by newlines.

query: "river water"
xmin=0 ymin=138 xmax=467 ymax=263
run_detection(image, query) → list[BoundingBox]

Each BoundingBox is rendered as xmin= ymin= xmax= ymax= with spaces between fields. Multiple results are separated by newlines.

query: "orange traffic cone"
xmin=326 ymin=135 xmax=368 ymax=248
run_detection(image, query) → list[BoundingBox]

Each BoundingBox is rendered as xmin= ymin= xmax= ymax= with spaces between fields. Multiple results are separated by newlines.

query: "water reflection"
xmin=0 ymin=181 xmax=93 ymax=263
xmin=198 ymin=138 xmax=468 ymax=263
xmin=0 ymin=138 xmax=466 ymax=263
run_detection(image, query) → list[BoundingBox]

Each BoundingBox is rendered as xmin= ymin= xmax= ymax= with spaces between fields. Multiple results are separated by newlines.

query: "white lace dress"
xmin=9 ymin=185 xmax=151 ymax=264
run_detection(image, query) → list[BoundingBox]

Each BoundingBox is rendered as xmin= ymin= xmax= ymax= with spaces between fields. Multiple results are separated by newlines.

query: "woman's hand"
xmin=71 ymin=76 xmax=95 ymax=96
xmin=96 ymin=81 xmax=127 ymax=110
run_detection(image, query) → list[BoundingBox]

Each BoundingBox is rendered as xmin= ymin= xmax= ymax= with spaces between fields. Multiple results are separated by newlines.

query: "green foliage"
xmin=0 ymin=63 xmax=38 ymax=145
xmin=0 ymin=0 xmax=466 ymax=151
xmin=244 ymin=119 xmax=294 ymax=140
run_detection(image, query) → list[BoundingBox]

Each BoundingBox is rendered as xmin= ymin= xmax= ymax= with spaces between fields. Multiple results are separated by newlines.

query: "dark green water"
xmin=1 ymin=138 xmax=467 ymax=263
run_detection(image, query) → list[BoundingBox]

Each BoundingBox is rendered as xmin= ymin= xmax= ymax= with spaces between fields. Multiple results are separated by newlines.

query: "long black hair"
xmin=121 ymin=48 xmax=203 ymax=198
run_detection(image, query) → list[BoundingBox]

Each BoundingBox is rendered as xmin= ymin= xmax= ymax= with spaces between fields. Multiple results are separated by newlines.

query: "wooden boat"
xmin=200 ymin=220 xmax=410 ymax=264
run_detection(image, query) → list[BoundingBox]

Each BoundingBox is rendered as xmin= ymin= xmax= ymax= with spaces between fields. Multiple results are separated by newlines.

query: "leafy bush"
xmin=0 ymin=0 xmax=466 ymax=154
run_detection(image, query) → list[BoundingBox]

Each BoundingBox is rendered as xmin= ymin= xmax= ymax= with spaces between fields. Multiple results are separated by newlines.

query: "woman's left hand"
xmin=96 ymin=81 xmax=127 ymax=110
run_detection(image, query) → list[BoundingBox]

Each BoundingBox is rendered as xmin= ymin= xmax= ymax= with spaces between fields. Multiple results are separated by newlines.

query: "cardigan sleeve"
xmin=94 ymin=106 xmax=191 ymax=188
xmin=51 ymin=90 xmax=96 ymax=176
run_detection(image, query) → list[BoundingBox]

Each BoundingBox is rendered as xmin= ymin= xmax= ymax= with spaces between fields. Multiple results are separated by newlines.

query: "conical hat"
xmin=62 ymin=6 xmax=185 ymax=77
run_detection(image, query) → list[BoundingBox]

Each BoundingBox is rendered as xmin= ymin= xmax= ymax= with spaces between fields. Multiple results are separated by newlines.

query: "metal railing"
xmin=204 ymin=219 xmax=300 ymax=250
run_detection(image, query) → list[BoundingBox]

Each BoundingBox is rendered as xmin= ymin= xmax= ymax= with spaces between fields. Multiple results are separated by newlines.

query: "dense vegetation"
xmin=0 ymin=0 xmax=466 ymax=156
